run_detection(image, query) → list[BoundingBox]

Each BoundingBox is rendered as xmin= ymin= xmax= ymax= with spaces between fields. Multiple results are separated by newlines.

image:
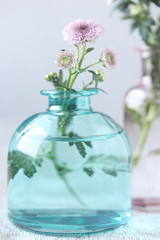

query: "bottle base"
xmin=133 ymin=198 xmax=160 ymax=212
xmin=9 ymin=209 xmax=131 ymax=235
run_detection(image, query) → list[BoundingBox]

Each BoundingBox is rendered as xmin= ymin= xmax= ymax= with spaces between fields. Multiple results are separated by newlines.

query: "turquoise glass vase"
xmin=8 ymin=89 xmax=132 ymax=235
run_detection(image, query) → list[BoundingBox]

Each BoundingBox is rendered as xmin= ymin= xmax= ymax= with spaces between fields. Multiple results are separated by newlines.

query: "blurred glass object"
xmin=124 ymin=47 xmax=160 ymax=212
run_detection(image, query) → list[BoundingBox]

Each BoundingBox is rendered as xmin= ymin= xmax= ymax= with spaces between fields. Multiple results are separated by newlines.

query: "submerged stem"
xmin=48 ymin=135 xmax=85 ymax=207
xmin=133 ymin=104 xmax=159 ymax=165
xmin=61 ymin=175 xmax=85 ymax=207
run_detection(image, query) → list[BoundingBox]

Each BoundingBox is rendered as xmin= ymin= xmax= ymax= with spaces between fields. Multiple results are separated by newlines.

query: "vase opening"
xmin=41 ymin=89 xmax=98 ymax=112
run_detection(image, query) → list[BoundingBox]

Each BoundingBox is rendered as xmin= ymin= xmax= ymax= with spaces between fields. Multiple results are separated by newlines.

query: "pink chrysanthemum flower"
xmin=63 ymin=20 xmax=104 ymax=45
xmin=55 ymin=50 xmax=77 ymax=70
xmin=101 ymin=47 xmax=116 ymax=69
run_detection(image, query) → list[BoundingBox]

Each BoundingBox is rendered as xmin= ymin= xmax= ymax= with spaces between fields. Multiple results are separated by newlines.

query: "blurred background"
xmin=0 ymin=0 xmax=143 ymax=197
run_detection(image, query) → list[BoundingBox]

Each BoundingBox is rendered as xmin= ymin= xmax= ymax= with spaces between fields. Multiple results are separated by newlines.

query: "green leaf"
xmin=75 ymin=142 xmax=87 ymax=158
xmin=53 ymin=83 xmax=76 ymax=92
xmin=8 ymin=150 xmax=40 ymax=179
xmin=125 ymin=107 xmax=142 ymax=127
xmin=130 ymin=20 xmax=141 ymax=32
xmin=102 ymin=169 xmax=117 ymax=177
xmin=145 ymin=18 xmax=156 ymax=26
xmin=149 ymin=148 xmax=160 ymax=155
xmin=35 ymin=157 xmax=43 ymax=167
xmin=88 ymin=70 xmax=100 ymax=88
xmin=83 ymin=167 xmax=94 ymax=176
xmin=151 ymin=0 xmax=160 ymax=7
xmin=84 ymin=154 xmax=130 ymax=177
xmin=97 ymin=88 xmax=107 ymax=94
xmin=86 ymin=48 xmax=94 ymax=53
xmin=56 ymin=164 xmax=71 ymax=176
xmin=68 ymin=132 xmax=92 ymax=158
xmin=69 ymin=142 xmax=74 ymax=146
xmin=139 ymin=25 xmax=150 ymax=43
xmin=84 ymin=141 xmax=92 ymax=148
xmin=115 ymin=0 xmax=134 ymax=11
xmin=58 ymin=70 xmax=63 ymax=84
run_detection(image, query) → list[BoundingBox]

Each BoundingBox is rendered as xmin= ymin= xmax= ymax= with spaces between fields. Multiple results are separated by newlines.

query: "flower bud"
xmin=45 ymin=72 xmax=57 ymax=82
xmin=130 ymin=5 xmax=144 ymax=17
xmin=95 ymin=69 xmax=105 ymax=82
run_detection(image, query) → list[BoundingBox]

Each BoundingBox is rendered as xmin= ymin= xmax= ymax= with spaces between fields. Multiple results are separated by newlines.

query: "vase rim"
xmin=41 ymin=89 xmax=99 ymax=97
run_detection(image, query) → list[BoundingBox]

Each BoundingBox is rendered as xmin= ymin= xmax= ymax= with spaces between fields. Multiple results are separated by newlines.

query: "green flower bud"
xmin=95 ymin=69 xmax=105 ymax=82
xmin=130 ymin=5 xmax=144 ymax=17
xmin=45 ymin=72 xmax=57 ymax=82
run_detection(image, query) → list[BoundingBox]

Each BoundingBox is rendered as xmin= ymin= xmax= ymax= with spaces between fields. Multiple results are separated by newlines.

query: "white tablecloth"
xmin=1 ymin=202 xmax=160 ymax=240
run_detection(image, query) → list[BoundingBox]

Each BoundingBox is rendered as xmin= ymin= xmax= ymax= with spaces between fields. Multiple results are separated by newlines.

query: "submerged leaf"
xmin=69 ymin=142 xmax=74 ymax=146
xmin=8 ymin=150 xmax=42 ymax=179
xmin=75 ymin=142 xmax=87 ymax=158
xmin=35 ymin=157 xmax=43 ymax=167
xmin=84 ymin=141 xmax=92 ymax=148
xmin=84 ymin=154 xmax=130 ymax=177
xmin=68 ymin=132 xmax=92 ymax=158
xmin=83 ymin=167 xmax=94 ymax=176
xmin=102 ymin=169 xmax=117 ymax=177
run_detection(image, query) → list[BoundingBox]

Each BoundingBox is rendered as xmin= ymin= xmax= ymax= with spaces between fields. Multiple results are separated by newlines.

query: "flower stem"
xmin=133 ymin=104 xmax=159 ymax=166
xmin=49 ymin=142 xmax=85 ymax=207
xmin=83 ymin=80 xmax=94 ymax=90
xmin=133 ymin=121 xmax=152 ymax=165
xmin=68 ymin=72 xmax=80 ymax=89
xmin=61 ymin=175 xmax=85 ymax=207
xmin=75 ymin=45 xmax=80 ymax=67
xmin=66 ymin=69 xmax=72 ymax=88
xmin=79 ymin=44 xmax=87 ymax=69
xmin=81 ymin=61 xmax=100 ymax=71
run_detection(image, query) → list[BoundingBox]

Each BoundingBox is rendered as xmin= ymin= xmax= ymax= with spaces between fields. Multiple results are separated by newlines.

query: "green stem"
xmin=61 ymin=175 xmax=85 ymax=207
xmin=66 ymin=69 xmax=72 ymax=88
xmin=81 ymin=61 xmax=100 ymax=71
xmin=133 ymin=104 xmax=159 ymax=165
xmin=67 ymin=45 xmax=86 ymax=89
xmin=75 ymin=45 xmax=80 ymax=68
xmin=83 ymin=80 xmax=94 ymax=90
xmin=79 ymin=44 xmax=86 ymax=69
xmin=49 ymin=143 xmax=85 ymax=207
xmin=68 ymin=72 xmax=80 ymax=89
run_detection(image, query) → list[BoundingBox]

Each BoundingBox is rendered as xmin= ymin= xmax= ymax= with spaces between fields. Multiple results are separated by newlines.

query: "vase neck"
xmin=48 ymin=95 xmax=91 ymax=112
xmin=140 ymin=47 xmax=160 ymax=88
xmin=41 ymin=89 xmax=98 ymax=113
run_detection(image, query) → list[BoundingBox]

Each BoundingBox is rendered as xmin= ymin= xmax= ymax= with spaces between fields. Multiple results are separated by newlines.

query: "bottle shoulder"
xmin=125 ymin=84 xmax=147 ymax=98
xmin=12 ymin=111 xmax=124 ymax=140
xmin=124 ymin=84 xmax=152 ymax=109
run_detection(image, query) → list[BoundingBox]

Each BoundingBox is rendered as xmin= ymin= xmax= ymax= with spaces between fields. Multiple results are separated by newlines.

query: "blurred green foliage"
xmin=112 ymin=0 xmax=160 ymax=46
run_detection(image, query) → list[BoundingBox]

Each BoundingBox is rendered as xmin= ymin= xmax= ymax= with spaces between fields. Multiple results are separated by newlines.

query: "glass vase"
xmin=8 ymin=89 xmax=131 ymax=235
xmin=124 ymin=47 xmax=160 ymax=211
